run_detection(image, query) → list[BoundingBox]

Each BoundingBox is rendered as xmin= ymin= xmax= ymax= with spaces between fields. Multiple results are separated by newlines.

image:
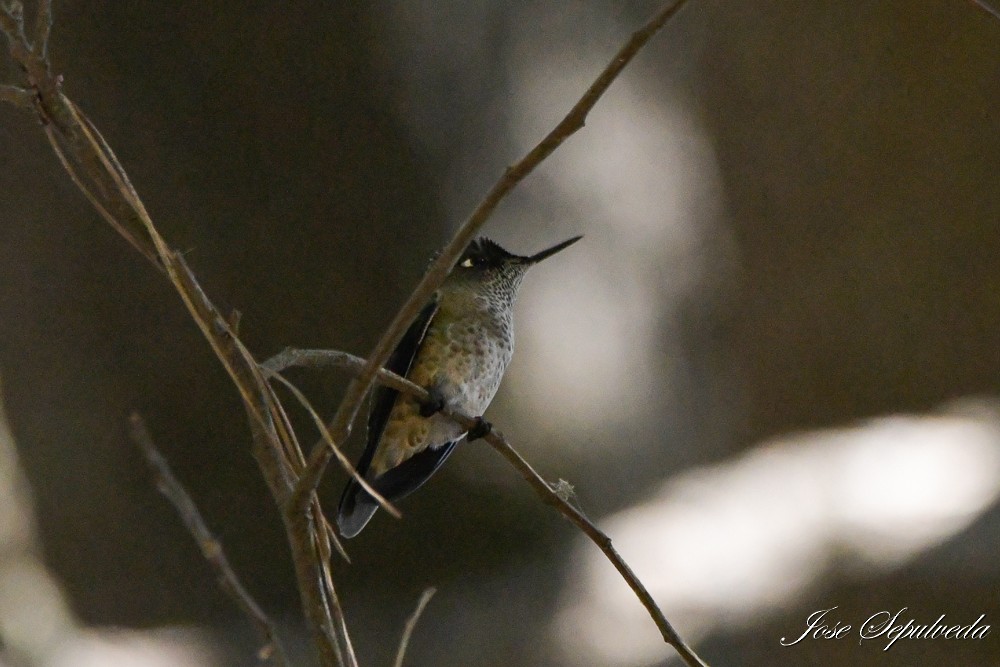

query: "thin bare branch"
xmin=393 ymin=588 xmax=436 ymax=667
xmin=264 ymin=348 xmax=423 ymax=397
xmin=43 ymin=122 xmax=160 ymax=265
xmin=267 ymin=348 xmax=710 ymax=667
xmin=480 ymin=435 xmax=708 ymax=667
xmin=166 ymin=253 xmax=350 ymax=666
xmin=266 ymin=369 xmax=401 ymax=521
xmin=317 ymin=543 xmax=358 ymax=667
xmin=284 ymin=506 xmax=346 ymax=666
xmin=128 ymin=413 xmax=291 ymax=667
xmin=1 ymin=10 xmax=161 ymax=265
xmin=969 ymin=0 xmax=1000 ymax=21
xmin=294 ymin=0 xmax=693 ymax=507
xmin=3 ymin=2 xmax=700 ymax=665
xmin=31 ymin=0 xmax=50 ymax=57
xmin=0 ymin=83 xmax=31 ymax=106
xmin=2 ymin=6 xmax=352 ymax=659
xmin=0 ymin=2 xmax=27 ymax=46
xmin=78 ymin=102 xmax=348 ymax=665
xmin=0 ymin=6 xmax=35 ymax=100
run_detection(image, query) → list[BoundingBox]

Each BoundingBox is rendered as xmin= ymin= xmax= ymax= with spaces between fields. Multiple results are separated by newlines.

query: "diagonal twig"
xmin=393 ymin=588 xmax=436 ymax=667
xmin=32 ymin=0 xmax=51 ymax=58
xmin=968 ymin=0 xmax=1000 ymax=21
xmin=265 ymin=347 xmax=710 ymax=667
xmin=128 ymin=412 xmax=291 ymax=667
xmin=266 ymin=369 xmax=401 ymax=521
xmin=1 ymin=9 xmax=161 ymax=266
xmin=2 ymin=2 xmax=701 ymax=665
xmin=0 ymin=83 xmax=32 ymax=106
xmin=1 ymin=9 xmax=354 ymax=662
xmin=0 ymin=2 xmax=28 ymax=47
xmin=293 ymin=0 xmax=694 ymax=509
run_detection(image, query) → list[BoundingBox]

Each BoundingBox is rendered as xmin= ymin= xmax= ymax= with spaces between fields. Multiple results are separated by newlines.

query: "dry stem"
xmin=0 ymin=7 xmax=354 ymax=664
xmin=129 ymin=413 xmax=290 ymax=667
xmin=294 ymin=0 xmax=693 ymax=508
xmin=266 ymin=348 xmax=710 ymax=667
xmin=3 ymin=1 xmax=704 ymax=665
xmin=393 ymin=588 xmax=436 ymax=667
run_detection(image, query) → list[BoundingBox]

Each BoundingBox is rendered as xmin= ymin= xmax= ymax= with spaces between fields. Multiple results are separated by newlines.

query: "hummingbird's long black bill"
xmin=523 ymin=235 xmax=583 ymax=265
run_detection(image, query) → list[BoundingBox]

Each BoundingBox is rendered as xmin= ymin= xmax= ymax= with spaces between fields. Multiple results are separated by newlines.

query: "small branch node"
xmin=550 ymin=478 xmax=576 ymax=503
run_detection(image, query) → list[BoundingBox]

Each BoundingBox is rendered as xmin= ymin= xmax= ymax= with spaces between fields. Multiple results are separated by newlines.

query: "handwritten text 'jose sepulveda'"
xmin=781 ymin=607 xmax=990 ymax=651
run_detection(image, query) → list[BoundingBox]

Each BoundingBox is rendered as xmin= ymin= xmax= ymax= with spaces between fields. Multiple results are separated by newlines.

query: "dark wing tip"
xmin=337 ymin=483 xmax=379 ymax=538
xmin=336 ymin=441 xmax=460 ymax=538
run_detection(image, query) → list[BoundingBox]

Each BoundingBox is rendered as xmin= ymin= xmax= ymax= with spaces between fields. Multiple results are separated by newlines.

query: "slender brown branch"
xmin=267 ymin=369 xmax=401 ymax=520
xmin=264 ymin=348 xmax=422 ymax=397
xmin=70 ymin=95 xmax=350 ymax=662
xmin=128 ymin=413 xmax=291 ymax=667
xmin=393 ymin=588 xmax=436 ymax=667
xmin=281 ymin=495 xmax=345 ymax=666
xmin=1 ymin=10 xmax=161 ymax=266
xmin=0 ymin=3 xmax=27 ymax=46
xmin=266 ymin=348 xmax=710 ymax=667
xmin=969 ymin=0 xmax=1000 ymax=21
xmin=481 ymin=437 xmax=709 ymax=667
xmin=31 ymin=0 xmax=50 ymax=58
xmin=0 ymin=83 xmax=31 ymax=106
xmin=1 ymin=9 xmax=354 ymax=663
xmin=3 ymin=3 xmax=701 ymax=665
xmin=317 ymin=543 xmax=358 ymax=667
xmin=294 ymin=0 xmax=693 ymax=507
xmin=171 ymin=255 xmax=350 ymax=666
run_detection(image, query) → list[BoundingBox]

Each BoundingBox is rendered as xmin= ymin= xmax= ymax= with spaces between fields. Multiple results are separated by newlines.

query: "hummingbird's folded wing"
xmin=337 ymin=296 xmax=440 ymax=537
xmin=364 ymin=296 xmax=440 ymax=470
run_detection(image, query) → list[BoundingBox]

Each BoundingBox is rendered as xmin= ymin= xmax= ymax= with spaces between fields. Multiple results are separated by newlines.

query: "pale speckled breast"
xmin=370 ymin=308 xmax=513 ymax=476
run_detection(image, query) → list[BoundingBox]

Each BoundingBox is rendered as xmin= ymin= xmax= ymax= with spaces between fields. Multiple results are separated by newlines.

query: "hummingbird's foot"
xmin=467 ymin=417 xmax=492 ymax=441
xmin=419 ymin=386 xmax=446 ymax=418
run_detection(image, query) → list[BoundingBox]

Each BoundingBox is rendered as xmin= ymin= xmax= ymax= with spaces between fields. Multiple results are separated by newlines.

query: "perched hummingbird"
xmin=336 ymin=235 xmax=582 ymax=537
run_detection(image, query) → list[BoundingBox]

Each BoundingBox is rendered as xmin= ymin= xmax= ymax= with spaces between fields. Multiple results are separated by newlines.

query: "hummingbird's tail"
xmin=337 ymin=481 xmax=380 ymax=539
xmin=336 ymin=440 xmax=461 ymax=538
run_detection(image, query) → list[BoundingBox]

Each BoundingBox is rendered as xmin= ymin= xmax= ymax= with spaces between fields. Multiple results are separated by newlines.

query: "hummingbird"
xmin=336 ymin=235 xmax=582 ymax=537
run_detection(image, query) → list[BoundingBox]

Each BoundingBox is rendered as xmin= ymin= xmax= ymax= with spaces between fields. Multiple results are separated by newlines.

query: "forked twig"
xmin=393 ymin=588 xmax=437 ymax=667
xmin=1 ymin=9 xmax=355 ymax=663
xmin=3 ymin=1 xmax=703 ymax=665
xmin=294 ymin=0 xmax=694 ymax=508
xmin=266 ymin=369 xmax=401 ymax=520
xmin=266 ymin=348 xmax=710 ymax=667
xmin=128 ymin=413 xmax=291 ymax=667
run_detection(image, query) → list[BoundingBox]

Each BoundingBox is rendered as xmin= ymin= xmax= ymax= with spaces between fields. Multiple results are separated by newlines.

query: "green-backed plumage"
xmin=337 ymin=235 xmax=581 ymax=537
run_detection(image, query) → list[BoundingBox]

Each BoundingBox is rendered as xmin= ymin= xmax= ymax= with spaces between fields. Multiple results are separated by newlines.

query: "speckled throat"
xmin=335 ymin=234 xmax=581 ymax=538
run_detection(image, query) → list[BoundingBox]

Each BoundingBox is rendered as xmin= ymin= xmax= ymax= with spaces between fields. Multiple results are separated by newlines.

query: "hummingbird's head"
xmin=444 ymin=235 xmax=582 ymax=305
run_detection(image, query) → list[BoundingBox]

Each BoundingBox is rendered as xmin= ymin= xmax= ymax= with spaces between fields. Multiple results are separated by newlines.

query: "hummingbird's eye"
xmin=461 ymin=255 xmax=489 ymax=268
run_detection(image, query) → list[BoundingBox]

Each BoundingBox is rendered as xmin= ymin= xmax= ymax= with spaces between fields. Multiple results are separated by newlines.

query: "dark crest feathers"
xmin=426 ymin=237 xmax=519 ymax=271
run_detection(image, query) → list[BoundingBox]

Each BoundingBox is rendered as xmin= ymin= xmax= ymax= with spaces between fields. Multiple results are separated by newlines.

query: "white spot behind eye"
xmin=460 ymin=258 xmax=474 ymax=268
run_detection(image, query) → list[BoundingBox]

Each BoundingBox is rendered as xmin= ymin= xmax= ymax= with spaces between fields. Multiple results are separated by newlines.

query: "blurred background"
xmin=0 ymin=0 xmax=998 ymax=665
